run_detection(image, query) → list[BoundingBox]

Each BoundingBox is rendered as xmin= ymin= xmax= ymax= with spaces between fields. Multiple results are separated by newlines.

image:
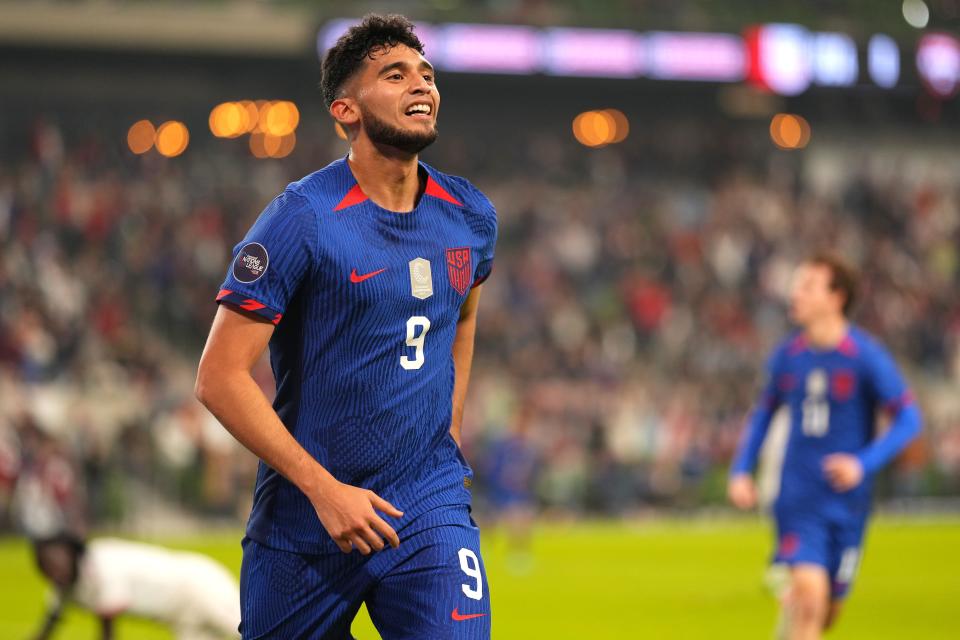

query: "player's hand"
xmin=310 ymin=481 xmax=404 ymax=554
xmin=822 ymin=454 xmax=864 ymax=492
xmin=727 ymin=473 xmax=758 ymax=510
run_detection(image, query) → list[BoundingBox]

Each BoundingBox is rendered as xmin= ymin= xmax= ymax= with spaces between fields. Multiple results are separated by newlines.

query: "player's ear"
xmin=330 ymin=98 xmax=359 ymax=128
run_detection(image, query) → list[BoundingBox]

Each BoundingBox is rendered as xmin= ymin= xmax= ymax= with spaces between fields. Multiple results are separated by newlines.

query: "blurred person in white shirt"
xmin=30 ymin=534 xmax=240 ymax=640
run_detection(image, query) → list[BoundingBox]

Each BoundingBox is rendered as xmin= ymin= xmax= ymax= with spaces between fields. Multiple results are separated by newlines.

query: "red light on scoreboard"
xmin=745 ymin=24 xmax=814 ymax=96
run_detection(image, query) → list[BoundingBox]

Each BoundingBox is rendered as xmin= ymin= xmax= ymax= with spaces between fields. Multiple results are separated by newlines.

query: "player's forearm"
xmin=730 ymin=404 xmax=776 ymax=476
xmin=450 ymin=317 xmax=477 ymax=446
xmin=449 ymin=286 xmax=482 ymax=445
xmin=857 ymin=404 xmax=922 ymax=475
xmin=195 ymin=368 xmax=336 ymax=497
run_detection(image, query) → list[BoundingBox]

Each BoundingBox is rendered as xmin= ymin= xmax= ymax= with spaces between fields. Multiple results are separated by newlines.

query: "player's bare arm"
xmin=450 ymin=284 xmax=483 ymax=446
xmin=196 ymin=305 xmax=403 ymax=554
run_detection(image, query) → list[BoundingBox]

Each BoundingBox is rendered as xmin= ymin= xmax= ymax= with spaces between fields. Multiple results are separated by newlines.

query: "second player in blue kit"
xmin=729 ymin=252 xmax=921 ymax=640
xmin=196 ymin=14 xmax=495 ymax=639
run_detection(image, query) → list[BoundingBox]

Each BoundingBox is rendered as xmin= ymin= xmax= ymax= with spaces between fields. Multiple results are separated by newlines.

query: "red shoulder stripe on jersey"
xmin=884 ymin=391 xmax=915 ymax=414
xmin=424 ymin=176 xmax=463 ymax=206
xmin=334 ymin=184 xmax=368 ymax=211
xmin=787 ymin=334 xmax=807 ymax=355
xmin=837 ymin=334 xmax=858 ymax=357
xmin=216 ymin=291 xmax=282 ymax=324
xmin=240 ymin=299 xmax=266 ymax=312
xmin=472 ymin=268 xmax=492 ymax=288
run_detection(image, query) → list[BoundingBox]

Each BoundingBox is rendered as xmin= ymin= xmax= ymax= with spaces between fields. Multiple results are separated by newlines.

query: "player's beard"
xmin=360 ymin=106 xmax=438 ymax=155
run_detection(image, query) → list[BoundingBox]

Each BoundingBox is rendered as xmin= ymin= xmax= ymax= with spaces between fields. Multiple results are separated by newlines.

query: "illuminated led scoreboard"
xmin=319 ymin=20 xmax=960 ymax=98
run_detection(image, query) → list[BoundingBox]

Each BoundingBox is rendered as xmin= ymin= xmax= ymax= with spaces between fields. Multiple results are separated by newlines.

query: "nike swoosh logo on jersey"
xmin=451 ymin=608 xmax=487 ymax=621
xmin=350 ymin=268 xmax=386 ymax=283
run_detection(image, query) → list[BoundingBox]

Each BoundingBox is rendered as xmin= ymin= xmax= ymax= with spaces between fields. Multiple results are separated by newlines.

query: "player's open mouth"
xmin=405 ymin=103 xmax=433 ymax=118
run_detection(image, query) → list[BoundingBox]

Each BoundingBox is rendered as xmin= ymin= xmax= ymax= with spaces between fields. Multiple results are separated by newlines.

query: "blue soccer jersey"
xmin=216 ymin=157 xmax=497 ymax=555
xmin=731 ymin=326 xmax=922 ymax=596
xmin=732 ymin=326 xmax=921 ymax=521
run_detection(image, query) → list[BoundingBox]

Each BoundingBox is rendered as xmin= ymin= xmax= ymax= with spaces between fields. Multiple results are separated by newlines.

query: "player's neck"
xmin=803 ymin=315 xmax=849 ymax=350
xmin=347 ymin=138 xmax=423 ymax=213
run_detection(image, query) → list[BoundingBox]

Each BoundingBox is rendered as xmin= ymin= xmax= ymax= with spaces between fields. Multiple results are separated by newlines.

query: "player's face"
xmin=789 ymin=263 xmax=843 ymax=325
xmin=354 ymin=44 xmax=439 ymax=154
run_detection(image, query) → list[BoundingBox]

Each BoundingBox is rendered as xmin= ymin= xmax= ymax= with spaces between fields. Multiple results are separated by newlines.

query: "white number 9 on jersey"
xmin=458 ymin=548 xmax=483 ymax=600
xmin=400 ymin=316 xmax=431 ymax=370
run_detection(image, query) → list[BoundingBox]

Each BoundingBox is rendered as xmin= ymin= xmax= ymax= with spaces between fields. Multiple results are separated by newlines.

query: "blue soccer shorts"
xmin=239 ymin=508 xmax=491 ymax=639
xmin=772 ymin=513 xmax=868 ymax=600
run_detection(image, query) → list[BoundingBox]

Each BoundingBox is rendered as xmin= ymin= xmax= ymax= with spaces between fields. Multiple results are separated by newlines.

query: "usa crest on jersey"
xmin=446 ymin=247 xmax=472 ymax=295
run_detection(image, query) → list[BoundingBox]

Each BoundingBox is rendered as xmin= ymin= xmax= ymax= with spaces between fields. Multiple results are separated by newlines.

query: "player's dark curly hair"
xmin=320 ymin=14 xmax=425 ymax=109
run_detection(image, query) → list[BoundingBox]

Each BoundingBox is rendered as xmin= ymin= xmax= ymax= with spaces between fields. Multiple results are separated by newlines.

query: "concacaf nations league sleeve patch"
xmin=233 ymin=242 xmax=269 ymax=283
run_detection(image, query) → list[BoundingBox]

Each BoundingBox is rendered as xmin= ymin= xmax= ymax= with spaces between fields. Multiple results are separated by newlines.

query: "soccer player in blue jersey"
xmin=195 ymin=14 xmax=496 ymax=639
xmin=728 ymin=252 xmax=921 ymax=640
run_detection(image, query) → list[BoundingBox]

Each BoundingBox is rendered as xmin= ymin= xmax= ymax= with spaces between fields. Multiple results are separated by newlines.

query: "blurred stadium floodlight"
xmin=572 ymin=109 xmax=629 ymax=148
xmin=769 ymin=113 xmax=811 ymax=150
xmin=903 ymin=0 xmax=932 ymax=29
xmin=155 ymin=121 xmax=189 ymax=158
xmin=126 ymin=119 xmax=156 ymax=155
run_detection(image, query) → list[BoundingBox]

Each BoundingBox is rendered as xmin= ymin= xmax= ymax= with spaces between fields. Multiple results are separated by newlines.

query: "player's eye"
xmin=423 ymin=74 xmax=434 ymax=83
xmin=387 ymin=73 xmax=403 ymax=80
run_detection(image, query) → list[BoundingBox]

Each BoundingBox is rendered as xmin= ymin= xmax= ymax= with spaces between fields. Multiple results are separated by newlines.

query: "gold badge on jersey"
xmin=409 ymin=257 xmax=433 ymax=299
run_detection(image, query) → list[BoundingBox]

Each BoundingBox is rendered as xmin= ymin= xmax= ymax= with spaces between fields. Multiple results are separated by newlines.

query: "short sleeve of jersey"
xmin=863 ymin=341 xmax=912 ymax=413
xmin=215 ymin=189 xmax=317 ymax=324
xmin=449 ymin=176 xmax=497 ymax=288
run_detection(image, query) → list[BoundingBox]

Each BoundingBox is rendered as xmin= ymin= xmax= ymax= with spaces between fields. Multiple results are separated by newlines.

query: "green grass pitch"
xmin=0 ymin=516 xmax=956 ymax=639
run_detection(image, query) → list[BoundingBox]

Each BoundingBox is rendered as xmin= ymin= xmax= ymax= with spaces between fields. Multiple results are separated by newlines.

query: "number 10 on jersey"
xmin=400 ymin=316 xmax=431 ymax=370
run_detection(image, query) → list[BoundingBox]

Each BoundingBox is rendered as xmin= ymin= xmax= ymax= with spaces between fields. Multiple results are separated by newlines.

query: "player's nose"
xmin=408 ymin=75 xmax=432 ymax=94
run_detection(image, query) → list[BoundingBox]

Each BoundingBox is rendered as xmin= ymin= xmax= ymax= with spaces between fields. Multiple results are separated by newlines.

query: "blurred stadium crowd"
xmin=2 ymin=112 xmax=959 ymax=534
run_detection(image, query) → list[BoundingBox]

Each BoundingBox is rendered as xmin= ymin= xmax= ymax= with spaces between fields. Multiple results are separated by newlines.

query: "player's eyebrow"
xmin=378 ymin=60 xmax=435 ymax=76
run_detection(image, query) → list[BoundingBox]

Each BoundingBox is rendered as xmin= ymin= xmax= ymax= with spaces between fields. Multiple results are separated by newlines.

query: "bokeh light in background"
xmin=769 ymin=113 xmax=811 ymax=149
xmin=334 ymin=122 xmax=349 ymax=140
xmin=572 ymin=109 xmax=629 ymax=147
xmin=126 ymin=119 xmax=156 ymax=155
xmin=917 ymin=33 xmax=960 ymax=98
xmin=262 ymin=101 xmax=299 ymax=136
xmin=155 ymin=120 xmax=189 ymax=157
xmin=209 ymin=101 xmax=248 ymax=138
xmin=902 ymin=0 xmax=931 ymax=29
xmin=249 ymin=131 xmax=296 ymax=159
xmin=210 ymin=100 xmax=300 ymax=158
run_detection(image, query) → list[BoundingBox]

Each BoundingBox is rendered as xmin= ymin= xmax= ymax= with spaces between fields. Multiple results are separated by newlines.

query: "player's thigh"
xmin=790 ymin=563 xmax=831 ymax=604
xmin=367 ymin=524 xmax=490 ymax=640
xmin=239 ymin=537 xmax=368 ymax=640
